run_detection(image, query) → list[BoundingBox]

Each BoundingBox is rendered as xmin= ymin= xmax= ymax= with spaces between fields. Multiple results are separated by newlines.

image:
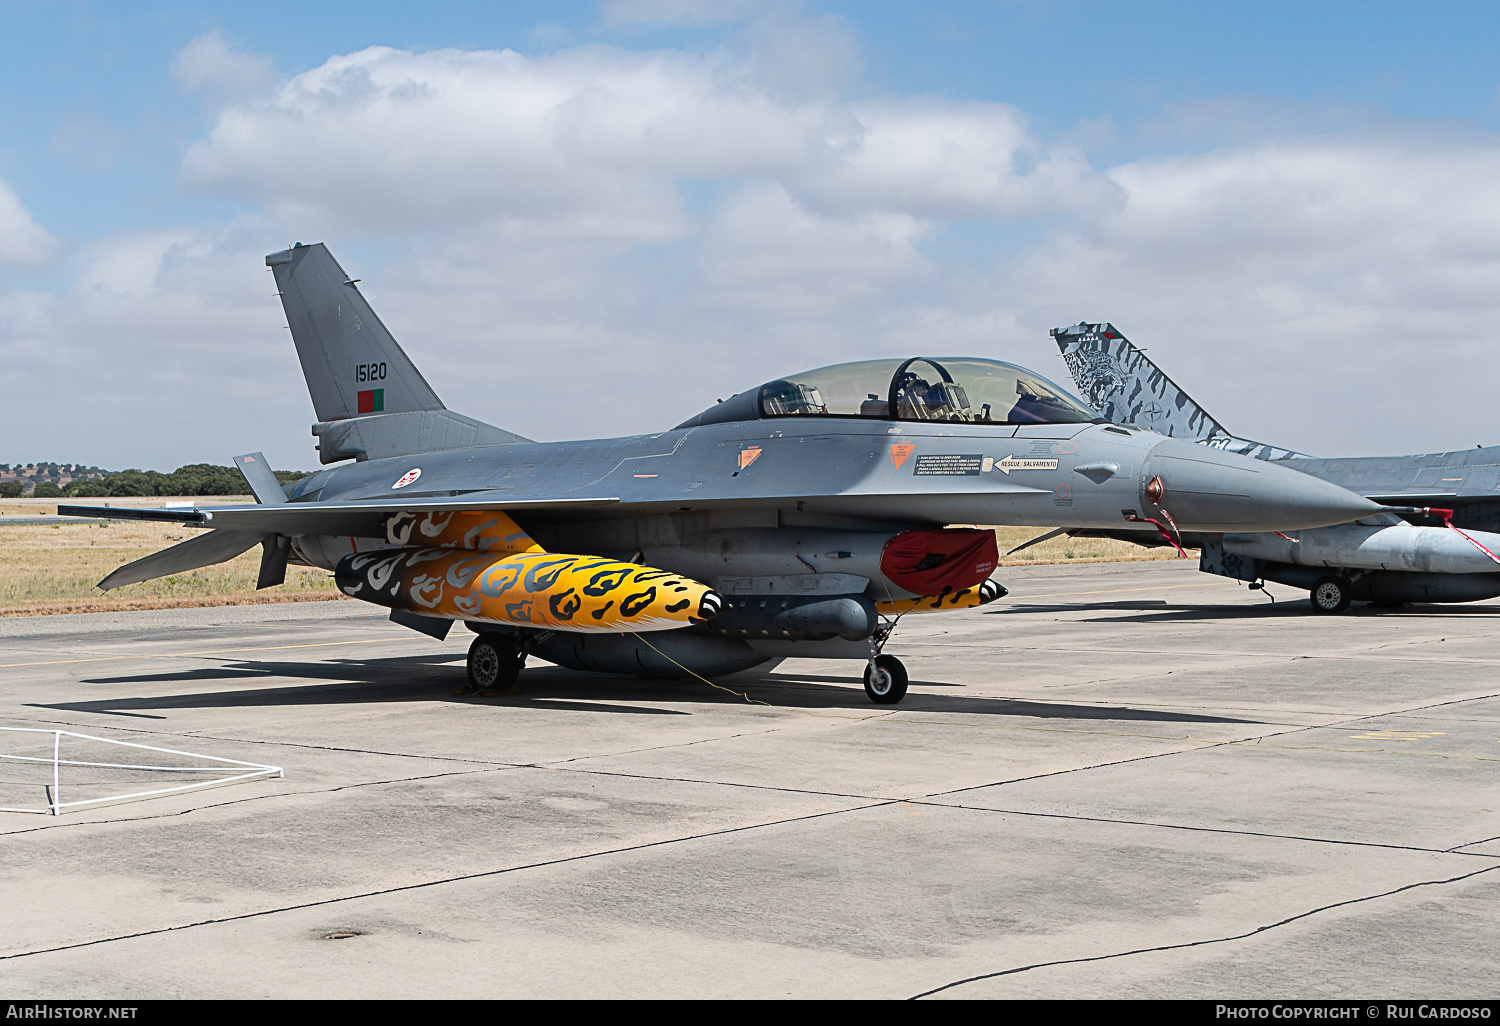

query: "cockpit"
xmin=678 ymin=357 xmax=1101 ymax=429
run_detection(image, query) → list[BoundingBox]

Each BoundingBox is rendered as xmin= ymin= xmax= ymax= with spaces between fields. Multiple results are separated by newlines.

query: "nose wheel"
xmin=864 ymin=654 xmax=909 ymax=705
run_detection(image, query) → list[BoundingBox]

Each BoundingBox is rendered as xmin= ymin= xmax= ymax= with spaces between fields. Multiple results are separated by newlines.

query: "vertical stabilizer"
xmin=267 ymin=243 xmax=443 ymax=422
xmin=1051 ymin=322 xmax=1308 ymax=461
xmin=266 ymin=243 xmax=531 ymax=464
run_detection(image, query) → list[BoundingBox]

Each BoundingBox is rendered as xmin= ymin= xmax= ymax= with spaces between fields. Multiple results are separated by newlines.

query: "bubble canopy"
xmin=683 ymin=358 xmax=1102 ymax=428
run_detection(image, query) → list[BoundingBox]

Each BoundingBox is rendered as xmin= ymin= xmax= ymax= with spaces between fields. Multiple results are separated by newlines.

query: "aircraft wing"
xmin=59 ymin=496 xmax=624 ymax=539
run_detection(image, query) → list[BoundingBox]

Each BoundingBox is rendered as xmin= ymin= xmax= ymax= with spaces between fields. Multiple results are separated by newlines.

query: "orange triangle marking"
xmin=890 ymin=443 xmax=915 ymax=469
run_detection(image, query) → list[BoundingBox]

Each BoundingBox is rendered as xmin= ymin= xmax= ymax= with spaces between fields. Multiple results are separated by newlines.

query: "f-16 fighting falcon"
xmin=61 ymin=246 xmax=1379 ymax=701
xmin=1054 ymin=322 xmax=1500 ymax=613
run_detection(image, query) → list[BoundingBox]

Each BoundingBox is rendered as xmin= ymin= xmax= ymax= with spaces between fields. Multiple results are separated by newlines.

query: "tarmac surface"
xmin=0 ymin=559 xmax=1496 ymax=999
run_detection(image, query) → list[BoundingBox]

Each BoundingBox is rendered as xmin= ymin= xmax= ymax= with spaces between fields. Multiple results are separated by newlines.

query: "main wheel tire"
xmin=468 ymin=634 xmax=521 ymax=690
xmin=1309 ymin=576 xmax=1351 ymax=615
xmin=864 ymin=654 xmax=909 ymax=705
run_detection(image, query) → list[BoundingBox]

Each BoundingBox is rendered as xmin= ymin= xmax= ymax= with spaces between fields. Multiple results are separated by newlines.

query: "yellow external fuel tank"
xmin=335 ymin=510 xmax=722 ymax=632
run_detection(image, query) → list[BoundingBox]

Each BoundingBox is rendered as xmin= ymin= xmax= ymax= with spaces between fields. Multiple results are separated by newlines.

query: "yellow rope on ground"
xmin=632 ymin=632 xmax=780 ymax=709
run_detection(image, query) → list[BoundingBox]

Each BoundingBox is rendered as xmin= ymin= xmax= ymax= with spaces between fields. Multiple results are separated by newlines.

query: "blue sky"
xmin=7 ymin=1 xmax=1500 ymax=242
xmin=4 ymin=1 xmax=1500 ymax=468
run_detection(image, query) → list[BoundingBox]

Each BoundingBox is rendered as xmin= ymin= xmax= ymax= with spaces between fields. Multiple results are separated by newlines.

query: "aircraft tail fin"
xmin=266 ymin=243 xmax=530 ymax=465
xmin=1051 ymin=322 xmax=1308 ymax=461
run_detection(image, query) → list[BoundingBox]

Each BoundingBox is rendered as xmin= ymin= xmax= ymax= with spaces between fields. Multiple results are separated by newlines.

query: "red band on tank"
xmin=880 ymin=528 xmax=999 ymax=595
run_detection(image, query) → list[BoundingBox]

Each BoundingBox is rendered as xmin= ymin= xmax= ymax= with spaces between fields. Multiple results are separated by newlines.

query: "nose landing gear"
xmin=864 ymin=653 xmax=909 ymax=704
xmin=863 ymin=623 xmax=909 ymax=704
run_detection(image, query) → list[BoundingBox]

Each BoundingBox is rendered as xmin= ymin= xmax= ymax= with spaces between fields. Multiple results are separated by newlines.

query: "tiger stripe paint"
xmin=876 ymin=578 xmax=1006 ymax=616
xmin=383 ymin=510 xmax=543 ymax=553
xmin=336 ymin=548 xmax=723 ymax=632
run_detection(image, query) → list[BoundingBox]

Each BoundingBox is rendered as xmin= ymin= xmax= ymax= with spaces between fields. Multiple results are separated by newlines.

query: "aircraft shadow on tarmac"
xmin=37 ymin=653 xmax=1257 ymax=725
xmin=995 ymin=600 xmax=1500 ymax=623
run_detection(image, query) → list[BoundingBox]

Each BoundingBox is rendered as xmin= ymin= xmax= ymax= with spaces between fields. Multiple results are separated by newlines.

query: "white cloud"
xmin=1008 ymin=139 xmax=1500 ymax=455
xmin=0 ymin=220 xmax=316 ymax=470
xmin=0 ymin=179 xmax=61 ymax=268
xmin=179 ymin=42 xmax=1095 ymax=240
xmin=697 ymin=183 xmax=934 ymax=311
xmin=793 ymin=98 xmax=1117 ymax=219
xmin=14 ymin=27 xmax=1500 ymax=470
xmin=171 ymin=31 xmax=278 ymax=98
xmin=171 ymin=37 xmax=1104 ymax=444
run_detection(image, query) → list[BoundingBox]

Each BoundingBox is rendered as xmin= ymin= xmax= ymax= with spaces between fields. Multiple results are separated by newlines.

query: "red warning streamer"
xmin=1127 ymin=508 xmax=1187 ymax=559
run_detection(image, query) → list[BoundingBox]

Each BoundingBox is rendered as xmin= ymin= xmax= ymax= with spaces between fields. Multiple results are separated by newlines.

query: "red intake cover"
xmin=880 ymin=528 xmax=999 ymax=595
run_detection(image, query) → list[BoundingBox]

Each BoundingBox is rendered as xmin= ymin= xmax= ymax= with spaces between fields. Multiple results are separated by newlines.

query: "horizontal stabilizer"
xmin=234 ymin=452 xmax=287 ymax=505
xmin=98 ymin=530 xmax=264 ymax=591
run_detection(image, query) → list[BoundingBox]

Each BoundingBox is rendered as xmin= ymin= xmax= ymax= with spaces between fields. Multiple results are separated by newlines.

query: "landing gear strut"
xmin=864 ymin=624 xmax=908 ymax=704
xmin=459 ymin=633 xmax=526 ymax=696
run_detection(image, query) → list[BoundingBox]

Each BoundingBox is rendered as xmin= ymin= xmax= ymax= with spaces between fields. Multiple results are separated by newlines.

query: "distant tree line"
xmin=0 ymin=462 xmax=107 ymax=478
xmin=1 ymin=464 xmax=311 ymax=499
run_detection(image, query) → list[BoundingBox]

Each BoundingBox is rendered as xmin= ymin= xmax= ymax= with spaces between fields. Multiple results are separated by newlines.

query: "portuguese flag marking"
xmin=357 ymin=388 xmax=384 ymax=414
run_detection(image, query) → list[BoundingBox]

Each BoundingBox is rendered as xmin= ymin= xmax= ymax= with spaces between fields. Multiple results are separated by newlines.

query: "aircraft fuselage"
xmin=275 ymin=416 xmax=1380 ymax=578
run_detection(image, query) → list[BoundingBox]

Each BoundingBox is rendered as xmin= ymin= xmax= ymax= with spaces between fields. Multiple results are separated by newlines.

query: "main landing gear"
xmin=457 ymin=633 xmax=526 ymax=696
xmin=1308 ymin=575 xmax=1352 ymax=615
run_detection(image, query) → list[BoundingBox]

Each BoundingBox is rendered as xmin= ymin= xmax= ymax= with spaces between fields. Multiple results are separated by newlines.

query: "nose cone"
xmin=1142 ymin=439 xmax=1379 ymax=532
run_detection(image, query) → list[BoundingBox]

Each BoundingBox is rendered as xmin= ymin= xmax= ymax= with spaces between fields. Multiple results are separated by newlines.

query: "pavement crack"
xmin=542 ymin=762 xmax=881 ymax=801
xmin=909 ymin=862 xmax=1500 ymax=999
xmin=0 ymin=799 xmax=895 ymax=963
xmin=911 ymin=801 xmax=1500 ymax=858
xmin=927 ymin=689 xmax=1500 ymax=799
xmin=0 ymin=717 xmax=510 ymax=767
xmin=0 ymin=767 xmax=504 ymax=836
xmin=533 ymin=726 xmax=786 ymax=767
xmin=929 ymin=744 xmax=1217 ymax=797
xmin=1447 ymin=834 xmax=1500 ymax=853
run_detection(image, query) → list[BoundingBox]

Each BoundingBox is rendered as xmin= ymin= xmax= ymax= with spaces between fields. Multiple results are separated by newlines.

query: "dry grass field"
xmin=0 ymin=497 xmax=1190 ymax=617
xmin=987 ymin=524 xmax=1189 ymax=566
xmin=0 ymin=497 xmax=342 ymax=617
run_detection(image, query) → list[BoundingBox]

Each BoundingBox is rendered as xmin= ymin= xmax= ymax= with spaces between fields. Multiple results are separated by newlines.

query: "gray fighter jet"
xmin=1053 ymin=322 xmax=1500 ymax=613
xmin=60 ymin=246 xmax=1379 ymax=701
